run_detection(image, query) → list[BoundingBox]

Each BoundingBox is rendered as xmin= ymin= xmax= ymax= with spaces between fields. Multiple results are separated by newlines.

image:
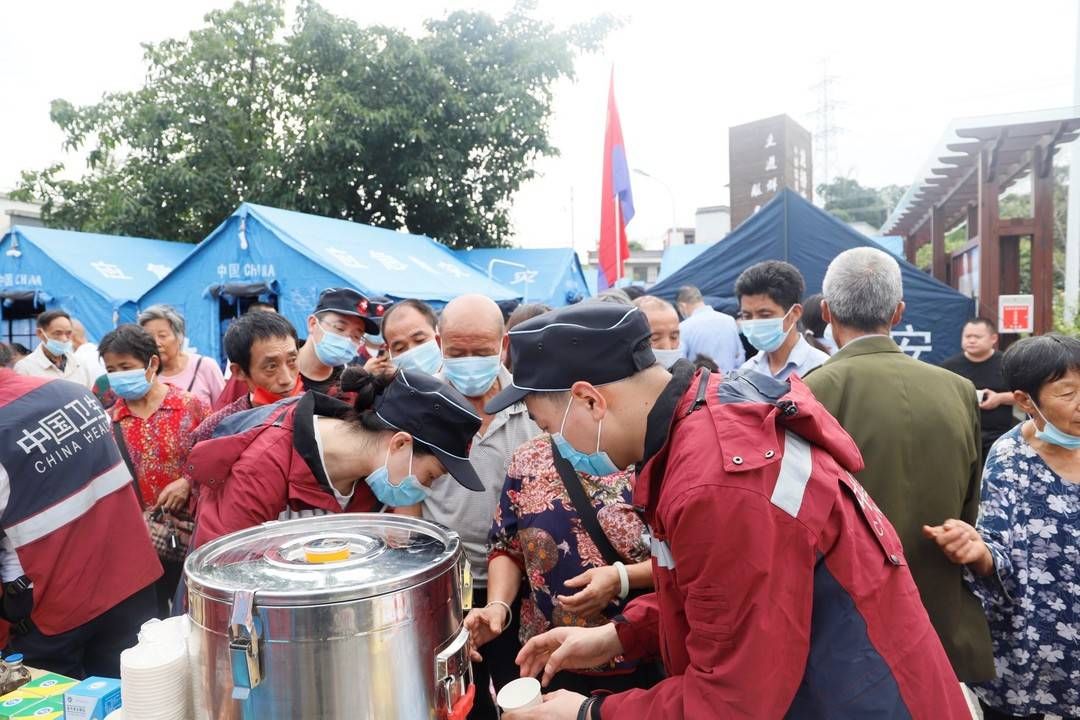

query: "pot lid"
xmin=184 ymin=514 xmax=460 ymax=606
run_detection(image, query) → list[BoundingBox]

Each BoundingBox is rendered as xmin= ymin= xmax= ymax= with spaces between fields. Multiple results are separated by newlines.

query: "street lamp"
xmin=632 ymin=168 xmax=678 ymax=245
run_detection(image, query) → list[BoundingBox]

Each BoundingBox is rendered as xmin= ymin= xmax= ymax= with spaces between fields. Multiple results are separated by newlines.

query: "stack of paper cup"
xmin=120 ymin=625 xmax=190 ymax=720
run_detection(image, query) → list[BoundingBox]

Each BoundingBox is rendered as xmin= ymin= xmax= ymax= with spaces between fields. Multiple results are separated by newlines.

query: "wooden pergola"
xmin=881 ymin=108 xmax=1080 ymax=335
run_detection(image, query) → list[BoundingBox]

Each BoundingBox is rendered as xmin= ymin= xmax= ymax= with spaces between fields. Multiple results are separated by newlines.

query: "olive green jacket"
xmin=803 ymin=335 xmax=995 ymax=682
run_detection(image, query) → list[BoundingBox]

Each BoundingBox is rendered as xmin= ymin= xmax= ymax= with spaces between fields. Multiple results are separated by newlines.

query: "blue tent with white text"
xmin=0 ymin=226 xmax=192 ymax=346
xmin=454 ymin=247 xmax=590 ymax=307
xmin=649 ymin=189 xmax=974 ymax=364
xmin=135 ymin=203 xmax=520 ymax=364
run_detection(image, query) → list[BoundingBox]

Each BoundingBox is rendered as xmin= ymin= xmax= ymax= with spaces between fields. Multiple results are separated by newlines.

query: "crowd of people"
xmin=0 ymin=245 xmax=1076 ymax=719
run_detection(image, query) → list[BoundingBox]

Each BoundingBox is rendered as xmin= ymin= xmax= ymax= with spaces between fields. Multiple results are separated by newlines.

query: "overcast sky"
xmin=3 ymin=0 xmax=1077 ymax=250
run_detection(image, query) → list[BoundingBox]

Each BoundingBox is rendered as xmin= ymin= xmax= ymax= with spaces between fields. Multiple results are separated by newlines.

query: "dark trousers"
xmin=545 ymin=661 xmax=665 ymax=696
xmin=468 ymin=587 xmax=523 ymax=720
xmin=155 ymin=558 xmax=184 ymax=618
xmin=6 ymin=584 xmax=156 ymax=679
xmin=978 ymin=699 xmax=1047 ymax=720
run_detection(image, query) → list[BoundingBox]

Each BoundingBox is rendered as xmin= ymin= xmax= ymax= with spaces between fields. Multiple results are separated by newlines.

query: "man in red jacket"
xmin=0 ymin=370 xmax=160 ymax=678
xmin=485 ymin=304 xmax=971 ymax=720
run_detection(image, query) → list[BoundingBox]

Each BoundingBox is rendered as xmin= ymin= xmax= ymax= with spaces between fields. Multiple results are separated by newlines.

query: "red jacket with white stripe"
xmin=0 ymin=371 xmax=161 ymax=635
xmin=598 ymin=364 xmax=971 ymax=719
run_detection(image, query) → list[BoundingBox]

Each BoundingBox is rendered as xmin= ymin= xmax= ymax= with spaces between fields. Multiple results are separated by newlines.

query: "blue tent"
xmin=657 ymin=243 xmax=714 ymax=283
xmin=0 ymin=226 xmax=192 ymax=345
xmin=650 ymin=189 xmax=974 ymax=364
xmin=136 ymin=203 xmax=520 ymax=364
xmin=454 ymin=248 xmax=590 ymax=307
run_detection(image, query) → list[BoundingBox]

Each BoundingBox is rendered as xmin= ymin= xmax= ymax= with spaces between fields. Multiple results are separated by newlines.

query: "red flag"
xmin=598 ymin=69 xmax=635 ymax=290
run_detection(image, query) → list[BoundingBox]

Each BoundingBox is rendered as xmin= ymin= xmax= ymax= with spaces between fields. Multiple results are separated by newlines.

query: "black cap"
xmin=485 ymin=304 xmax=655 ymax=414
xmin=314 ymin=288 xmax=392 ymax=335
xmin=373 ymin=368 xmax=484 ymax=491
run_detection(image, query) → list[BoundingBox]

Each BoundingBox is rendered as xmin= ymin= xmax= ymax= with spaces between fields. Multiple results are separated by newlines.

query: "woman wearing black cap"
xmin=187 ymin=366 xmax=483 ymax=548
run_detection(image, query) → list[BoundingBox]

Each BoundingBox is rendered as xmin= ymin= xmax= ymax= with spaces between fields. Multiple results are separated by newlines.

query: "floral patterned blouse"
xmin=967 ymin=425 xmax=1080 ymax=716
xmin=111 ymin=384 xmax=207 ymax=506
xmin=490 ymin=435 xmax=649 ymax=665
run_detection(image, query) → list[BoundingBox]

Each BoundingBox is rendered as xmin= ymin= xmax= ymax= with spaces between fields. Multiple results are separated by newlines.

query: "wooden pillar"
xmin=1000 ymin=236 xmax=1021 ymax=295
xmin=977 ymin=148 xmax=1001 ymax=322
xmin=931 ymin=205 xmax=947 ymax=282
xmin=967 ymin=204 xmax=979 ymax=240
xmin=1031 ymin=145 xmax=1054 ymax=335
xmin=904 ymin=233 xmax=918 ymax=265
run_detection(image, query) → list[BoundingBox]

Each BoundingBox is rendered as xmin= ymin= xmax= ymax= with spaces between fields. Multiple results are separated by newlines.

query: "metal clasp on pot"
xmin=435 ymin=626 xmax=474 ymax=720
xmin=228 ymin=589 xmax=262 ymax=700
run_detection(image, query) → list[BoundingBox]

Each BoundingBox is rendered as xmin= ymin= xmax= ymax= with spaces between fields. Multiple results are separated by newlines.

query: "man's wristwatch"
xmin=577 ymin=696 xmax=603 ymax=720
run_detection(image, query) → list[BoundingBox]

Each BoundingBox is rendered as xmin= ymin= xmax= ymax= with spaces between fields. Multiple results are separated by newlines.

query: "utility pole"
xmin=811 ymin=58 xmax=842 ymax=188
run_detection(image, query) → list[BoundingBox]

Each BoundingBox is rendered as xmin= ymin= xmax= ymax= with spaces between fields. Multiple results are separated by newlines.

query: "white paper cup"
xmin=496 ymin=677 xmax=542 ymax=712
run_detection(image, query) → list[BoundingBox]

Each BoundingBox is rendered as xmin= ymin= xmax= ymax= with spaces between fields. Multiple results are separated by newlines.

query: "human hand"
xmin=155 ymin=478 xmax=191 ymax=512
xmin=502 ymin=690 xmax=590 ymax=720
xmin=516 ymin=624 xmax=623 ymax=687
xmin=979 ymin=390 xmax=1002 ymax=410
xmin=464 ymin=604 xmax=508 ymax=661
xmin=922 ymin=519 xmax=993 ymax=575
xmin=364 ymin=353 xmax=394 ymax=378
xmin=555 ymin=566 xmax=621 ymax=617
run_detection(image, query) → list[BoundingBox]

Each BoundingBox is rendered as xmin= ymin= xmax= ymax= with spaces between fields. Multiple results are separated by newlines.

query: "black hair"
xmin=735 ymin=261 xmax=805 ymax=310
xmin=36 ymin=310 xmax=71 ymax=329
xmin=9 ymin=343 xmax=30 ymax=357
xmin=98 ymin=324 xmax=161 ymax=370
xmin=801 ymin=293 xmax=827 ymax=337
xmin=246 ymin=302 xmax=277 ymax=314
xmin=339 ymin=367 xmax=434 ymax=457
xmin=224 ymin=312 xmax=299 ymax=374
xmin=381 ymin=299 xmax=438 ymax=335
xmin=692 ymin=353 xmax=719 ymax=372
xmin=965 ymin=317 xmax=998 ymax=334
xmin=622 ymin=285 xmax=647 ymax=301
xmin=1002 ymin=334 xmax=1080 ymax=401
xmin=0 ymin=344 xmax=12 ymax=368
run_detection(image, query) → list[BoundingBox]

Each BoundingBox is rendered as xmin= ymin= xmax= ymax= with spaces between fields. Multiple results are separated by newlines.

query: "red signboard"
xmin=998 ymin=294 xmax=1034 ymax=333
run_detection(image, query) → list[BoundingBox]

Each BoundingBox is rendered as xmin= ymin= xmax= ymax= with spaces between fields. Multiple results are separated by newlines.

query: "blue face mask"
xmin=44 ymin=338 xmax=72 ymax=357
xmin=108 ymin=368 xmax=153 ymax=401
xmin=392 ymin=339 xmax=443 ymax=375
xmin=552 ymin=396 xmax=622 ymax=476
xmin=652 ymin=347 xmax=683 ymax=369
xmin=739 ymin=309 xmax=793 ymax=354
xmin=1032 ymin=402 xmax=1080 ymax=449
xmin=313 ymin=326 xmax=359 ymax=367
xmin=364 ymin=332 xmax=384 ymax=347
xmin=442 ymin=354 xmax=502 ymax=397
xmin=365 ymin=445 xmax=429 ymax=506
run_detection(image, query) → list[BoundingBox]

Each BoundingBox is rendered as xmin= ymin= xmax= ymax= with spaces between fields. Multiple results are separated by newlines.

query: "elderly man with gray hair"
xmin=803 ymin=246 xmax=995 ymax=685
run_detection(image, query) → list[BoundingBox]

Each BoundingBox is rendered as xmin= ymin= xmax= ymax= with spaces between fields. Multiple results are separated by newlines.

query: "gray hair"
xmin=633 ymin=295 xmax=677 ymax=315
xmin=137 ymin=304 xmax=186 ymax=340
xmin=587 ymin=289 xmax=633 ymax=306
xmin=822 ymin=247 xmax=903 ymax=332
xmin=676 ymin=285 xmax=702 ymax=305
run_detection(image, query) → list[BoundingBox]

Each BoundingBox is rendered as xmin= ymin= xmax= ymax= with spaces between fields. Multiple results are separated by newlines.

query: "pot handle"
xmin=435 ymin=626 xmax=473 ymax=720
xmin=228 ymin=589 xmax=262 ymax=701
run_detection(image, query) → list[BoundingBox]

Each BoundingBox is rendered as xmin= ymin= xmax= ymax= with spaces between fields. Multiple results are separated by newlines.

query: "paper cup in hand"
xmin=497 ymin=677 xmax=542 ymax=712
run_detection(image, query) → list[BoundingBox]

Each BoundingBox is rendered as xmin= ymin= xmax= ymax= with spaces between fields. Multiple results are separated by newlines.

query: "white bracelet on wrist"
xmin=613 ymin=561 xmax=630 ymax=600
xmin=486 ymin=600 xmax=512 ymax=625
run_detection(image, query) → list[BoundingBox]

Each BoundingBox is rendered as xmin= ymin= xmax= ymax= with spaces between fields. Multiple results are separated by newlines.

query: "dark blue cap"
xmin=315 ymin=288 xmax=392 ymax=334
xmin=484 ymin=304 xmax=655 ymax=414
xmin=374 ymin=368 xmax=484 ymax=491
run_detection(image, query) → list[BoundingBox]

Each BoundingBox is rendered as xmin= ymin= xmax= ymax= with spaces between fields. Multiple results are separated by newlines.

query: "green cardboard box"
xmin=11 ymin=696 xmax=64 ymax=719
xmin=0 ymin=693 xmax=43 ymax=720
xmin=20 ymin=674 xmax=77 ymax=699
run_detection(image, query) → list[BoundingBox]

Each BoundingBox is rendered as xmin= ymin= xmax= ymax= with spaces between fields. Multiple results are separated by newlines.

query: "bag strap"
xmin=186 ymin=356 xmax=204 ymax=392
xmin=549 ymin=437 xmax=624 ymax=567
xmin=112 ymin=420 xmax=147 ymax=510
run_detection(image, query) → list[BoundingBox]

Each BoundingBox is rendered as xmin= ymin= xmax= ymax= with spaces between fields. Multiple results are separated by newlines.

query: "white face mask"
xmin=652 ymin=347 xmax=683 ymax=369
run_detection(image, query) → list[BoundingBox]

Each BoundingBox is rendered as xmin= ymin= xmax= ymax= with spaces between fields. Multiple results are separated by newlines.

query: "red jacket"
xmin=188 ymin=392 xmax=379 ymax=548
xmin=600 ymin=365 xmax=970 ymax=719
xmin=0 ymin=371 xmax=161 ymax=635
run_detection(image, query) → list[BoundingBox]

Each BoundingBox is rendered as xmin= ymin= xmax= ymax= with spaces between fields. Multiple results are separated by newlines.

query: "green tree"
xmin=817 ymin=177 xmax=905 ymax=229
xmin=13 ymin=0 xmax=614 ymax=247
